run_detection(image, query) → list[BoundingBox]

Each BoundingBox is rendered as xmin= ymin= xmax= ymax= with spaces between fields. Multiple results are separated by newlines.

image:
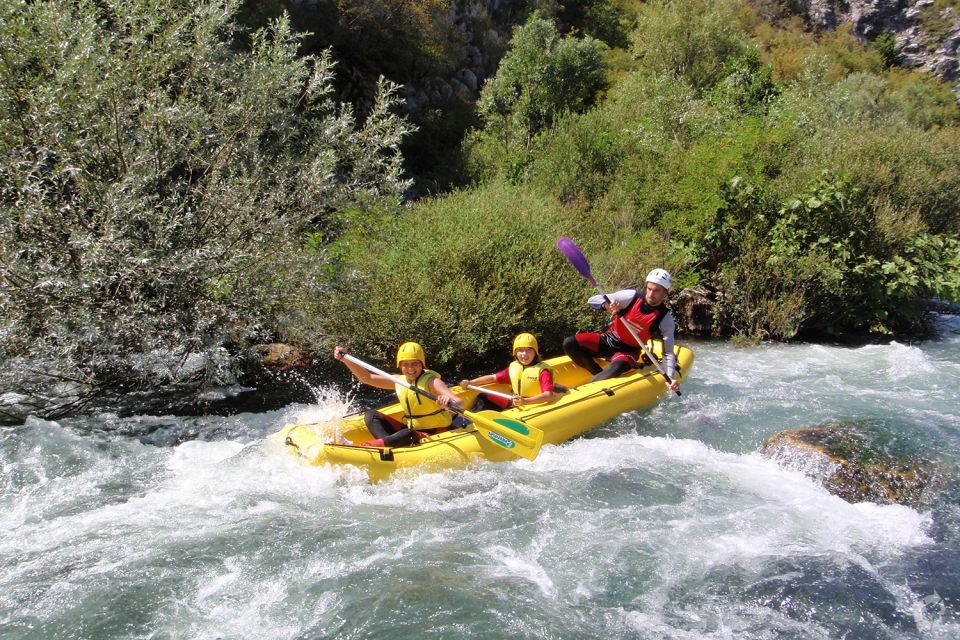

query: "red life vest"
xmin=611 ymin=294 xmax=668 ymax=347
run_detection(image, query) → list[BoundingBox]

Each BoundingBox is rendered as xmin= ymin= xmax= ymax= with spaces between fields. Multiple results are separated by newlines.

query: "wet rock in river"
xmin=251 ymin=343 xmax=313 ymax=370
xmin=760 ymin=423 xmax=937 ymax=507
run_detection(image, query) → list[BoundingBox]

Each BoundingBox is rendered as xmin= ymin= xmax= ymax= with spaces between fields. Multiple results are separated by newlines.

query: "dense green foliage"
xmin=318 ymin=181 xmax=602 ymax=369
xmin=3 ymin=0 xmax=960 ymax=408
xmin=449 ymin=0 xmax=960 ymax=340
xmin=0 ymin=0 xmax=410 ymax=378
xmin=466 ymin=12 xmax=608 ymax=183
xmin=631 ymin=0 xmax=751 ymax=91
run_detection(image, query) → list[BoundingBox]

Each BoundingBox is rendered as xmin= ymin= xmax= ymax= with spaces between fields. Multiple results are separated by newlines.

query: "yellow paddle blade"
xmin=466 ymin=410 xmax=544 ymax=461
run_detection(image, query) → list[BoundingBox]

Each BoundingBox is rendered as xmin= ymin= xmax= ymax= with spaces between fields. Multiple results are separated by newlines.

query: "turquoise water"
xmin=2 ymin=316 xmax=959 ymax=639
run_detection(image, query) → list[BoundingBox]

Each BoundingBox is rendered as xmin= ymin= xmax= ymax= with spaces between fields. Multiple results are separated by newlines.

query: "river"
xmin=2 ymin=316 xmax=959 ymax=639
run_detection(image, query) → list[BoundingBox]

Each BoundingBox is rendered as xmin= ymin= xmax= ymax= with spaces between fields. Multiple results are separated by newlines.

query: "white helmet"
xmin=645 ymin=268 xmax=672 ymax=290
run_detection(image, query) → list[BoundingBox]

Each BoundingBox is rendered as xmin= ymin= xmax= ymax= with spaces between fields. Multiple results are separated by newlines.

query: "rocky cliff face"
xmin=401 ymin=1 xmax=960 ymax=105
xmin=289 ymin=2 xmax=959 ymax=112
xmin=800 ymin=0 xmax=960 ymax=98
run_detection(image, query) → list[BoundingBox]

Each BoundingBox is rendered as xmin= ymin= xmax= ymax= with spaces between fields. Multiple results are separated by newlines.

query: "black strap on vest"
xmin=403 ymin=372 xmax=446 ymax=427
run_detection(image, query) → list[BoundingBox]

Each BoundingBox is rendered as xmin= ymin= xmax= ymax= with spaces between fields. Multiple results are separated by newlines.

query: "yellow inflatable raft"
xmin=274 ymin=344 xmax=694 ymax=481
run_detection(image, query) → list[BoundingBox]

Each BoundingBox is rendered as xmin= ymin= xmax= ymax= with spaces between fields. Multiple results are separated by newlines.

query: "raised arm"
xmin=332 ymin=346 xmax=397 ymax=390
xmin=587 ymin=289 xmax=637 ymax=311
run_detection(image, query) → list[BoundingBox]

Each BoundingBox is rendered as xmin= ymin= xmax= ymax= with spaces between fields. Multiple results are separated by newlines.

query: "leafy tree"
xmin=709 ymin=47 xmax=779 ymax=113
xmin=475 ymin=12 xmax=608 ymax=149
xmin=557 ymin=0 xmax=632 ymax=48
xmin=319 ymin=0 xmax=462 ymax=80
xmin=0 ymin=0 xmax=411 ymax=387
xmin=871 ymin=31 xmax=899 ymax=68
xmin=631 ymin=0 xmax=750 ymax=91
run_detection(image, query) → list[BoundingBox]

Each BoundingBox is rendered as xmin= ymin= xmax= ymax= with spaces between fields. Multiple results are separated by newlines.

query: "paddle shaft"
xmin=341 ymin=353 xmax=459 ymax=413
xmin=594 ymin=284 xmax=677 ymax=387
xmin=466 ymin=384 xmax=514 ymax=402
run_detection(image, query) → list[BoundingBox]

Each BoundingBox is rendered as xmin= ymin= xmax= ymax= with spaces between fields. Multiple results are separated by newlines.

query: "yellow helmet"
xmin=396 ymin=341 xmax=426 ymax=367
xmin=512 ymin=332 xmax=539 ymax=355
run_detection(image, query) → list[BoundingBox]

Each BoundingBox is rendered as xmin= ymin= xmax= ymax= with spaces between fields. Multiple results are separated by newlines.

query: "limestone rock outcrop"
xmin=798 ymin=0 xmax=960 ymax=99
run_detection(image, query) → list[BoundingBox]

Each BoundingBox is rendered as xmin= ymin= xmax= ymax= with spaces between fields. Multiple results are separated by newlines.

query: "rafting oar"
xmin=466 ymin=384 xmax=514 ymax=402
xmin=340 ymin=353 xmax=544 ymax=460
xmin=556 ymin=236 xmax=681 ymax=396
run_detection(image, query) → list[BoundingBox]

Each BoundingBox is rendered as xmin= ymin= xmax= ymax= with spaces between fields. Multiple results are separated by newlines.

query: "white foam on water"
xmin=2 ymin=413 xmax=378 ymax=636
xmin=4 ymin=412 xmax=358 ymax=562
xmin=528 ymin=434 xmax=932 ymax=568
xmin=276 ymin=386 xmax=358 ymax=443
xmin=196 ymin=384 xmax=255 ymax=401
xmin=877 ymin=341 xmax=937 ymax=380
xmin=4 ymin=333 xmax=960 ymax=640
xmin=171 ymin=566 xmax=340 ymax=640
xmin=492 ymin=432 xmax=940 ymax=639
xmin=482 ymin=544 xmax=558 ymax=599
xmin=621 ymin=603 xmax=834 ymax=640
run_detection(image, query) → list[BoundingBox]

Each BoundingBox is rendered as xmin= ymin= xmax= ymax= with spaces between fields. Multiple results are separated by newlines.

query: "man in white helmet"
xmin=562 ymin=268 xmax=681 ymax=391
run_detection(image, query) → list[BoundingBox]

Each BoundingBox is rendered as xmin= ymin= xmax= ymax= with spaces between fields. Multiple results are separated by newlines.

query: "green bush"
xmin=477 ymin=11 xmax=608 ymax=138
xmin=318 ymin=181 xmax=609 ymax=369
xmin=501 ymin=21 xmax=960 ymax=339
xmin=630 ymin=0 xmax=751 ymax=91
xmin=0 ymin=0 xmax=411 ymax=376
xmin=523 ymin=109 xmax=624 ymax=204
xmin=885 ymin=71 xmax=960 ymax=130
xmin=557 ymin=0 xmax=633 ymax=49
xmin=764 ymin=72 xmax=960 ymax=235
xmin=712 ymin=173 xmax=960 ymax=337
xmin=871 ymin=32 xmax=899 ymax=68
xmin=708 ymin=47 xmax=780 ymax=114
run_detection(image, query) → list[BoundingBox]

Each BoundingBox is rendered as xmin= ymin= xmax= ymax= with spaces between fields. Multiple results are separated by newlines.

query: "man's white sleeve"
xmin=587 ymin=289 xmax=636 ymax=310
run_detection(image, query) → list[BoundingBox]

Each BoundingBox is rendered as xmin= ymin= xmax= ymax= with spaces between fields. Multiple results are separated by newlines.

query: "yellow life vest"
xmin=395 ymin=370 xmax=453 ymax=430
xmin=508 ymin=361 xmax=552 ymax=398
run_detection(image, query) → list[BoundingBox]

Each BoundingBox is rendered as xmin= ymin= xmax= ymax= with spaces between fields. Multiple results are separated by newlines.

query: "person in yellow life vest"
xmin=333 ymin=342 xmax=462 ymax=447
xmin=460 ymin=333 xmax=557 ymax=412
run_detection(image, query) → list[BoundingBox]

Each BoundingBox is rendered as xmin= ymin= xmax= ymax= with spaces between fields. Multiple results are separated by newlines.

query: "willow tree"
xmin=0 ymin=0 xmax=411 ymax=396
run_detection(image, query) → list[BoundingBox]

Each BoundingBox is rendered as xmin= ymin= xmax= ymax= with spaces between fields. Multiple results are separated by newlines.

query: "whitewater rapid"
xmin=3 ymin=317 xmax=960 ymax=638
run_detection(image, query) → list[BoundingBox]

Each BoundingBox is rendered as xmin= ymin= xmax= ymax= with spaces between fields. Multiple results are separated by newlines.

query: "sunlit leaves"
xmin=476 ymin=12 xmax=608 ymax=147
xmin=0 ymin=0 xmax=412 ymax=379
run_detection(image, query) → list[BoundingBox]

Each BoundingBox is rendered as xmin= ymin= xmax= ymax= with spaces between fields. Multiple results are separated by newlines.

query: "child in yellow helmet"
xmin=460 ymin=333 xmax=557 ymax=411
xmin=333 ymin=342 xmax=462 ymax=447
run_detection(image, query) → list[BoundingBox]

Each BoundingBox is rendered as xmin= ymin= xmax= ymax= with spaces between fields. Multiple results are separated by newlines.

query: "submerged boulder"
xmin=760 ymin=423 xmax=936 ymax=507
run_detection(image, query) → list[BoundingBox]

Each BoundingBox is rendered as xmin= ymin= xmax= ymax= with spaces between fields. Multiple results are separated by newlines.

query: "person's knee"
xmin=609 ymin=360 xmax=631 ymax=376
xmin=591 ymin=360 xmax=631 ymax=382
xmin=363 ymin=409 xmax=381 ymax=426
xmin=388 ymin=428 xmax=419 ymax=447
xmin=562 ymin=335 xmax=579 ymax=354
